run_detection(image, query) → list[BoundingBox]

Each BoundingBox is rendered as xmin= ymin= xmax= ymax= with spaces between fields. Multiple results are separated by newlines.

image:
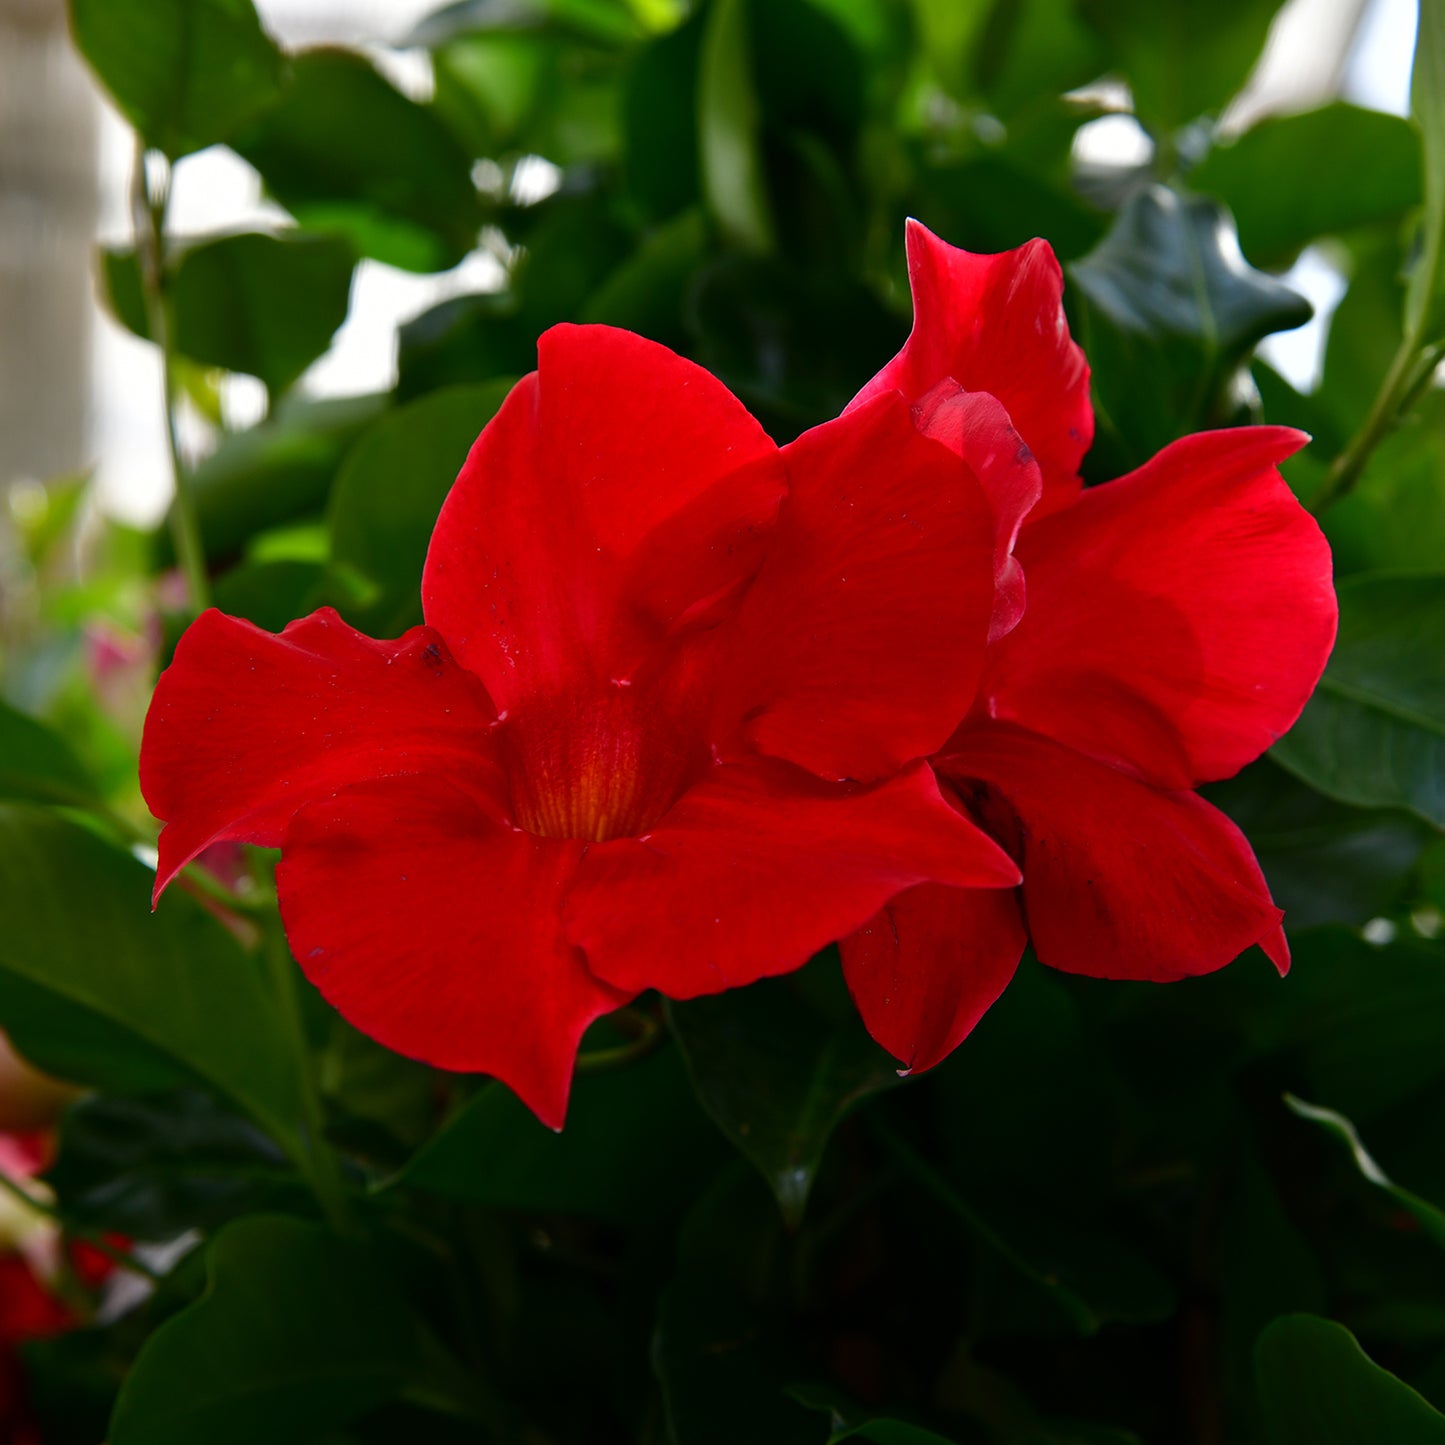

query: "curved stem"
xmin=130 ymin=138 xmax=210 ymax=612
xmin=575 ymin=1005 xmax=663 ymax=1073
xmin=1313 ymin=335 xmax=1445 ymax=516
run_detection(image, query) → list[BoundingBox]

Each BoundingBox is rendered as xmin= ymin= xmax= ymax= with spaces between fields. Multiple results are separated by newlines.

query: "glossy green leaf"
xmin=0 ymin=807 xmax=303 ymax=1154
xmin=109 ymin=1216 xmax=479 ymax=1445
xmin=231 ymin=49 xmax=482 ymax=273
xmin=698 ymin=0 xmax=774 ymax=252
xmin=393 ymin=1042 xmax=720 ymax=1224
xmin=326 ymin=382 xmax=512 ymax=633
xmin=0 ymin=700 xmax=99 ymax=807
xmin=1273 ymin=574 xmax=1445 ymax=826
xmin=1256 ymin=1314 xmax=1445 ymax=1444
xmin=1076 ymin=0 xmax=1287 ymax=134
xmin=1194 ymin=103 xmax=1422 ymax=265
xmin=1407 ymin=0 xmax=1445 ymax=340
xmin=45 ymin=1091 xmax=302 ymax=1242
xmin=1072 ymin=184 xmax=1312 ymax=469
xmin=104 ymin=232 xmax=356 ymax=394
xmin=68 ymin=0 xmax=285 ymax=158
xmin=666 ymin=953 xmax=901 ymax=1226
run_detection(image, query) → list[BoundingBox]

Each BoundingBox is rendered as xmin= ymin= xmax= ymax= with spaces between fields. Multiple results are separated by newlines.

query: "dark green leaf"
xmin=1076 ymin=0 xmax=1287 ymax=134
xmin=211 ymin=559 xmax=326 ymax=632
xmin=623 ymin=15 xmax=705 ymax=222
xmin=666 ymin=953 xmax=901 ymax=1226
xmin=68 ymin=0 xmax=285 ymax=158
xmin=104 ymin=232 xmax=355 ymax=394
xmin=1071 ymin=184 xmax=1311 ymax=468
xmin=326 ymin=382 xmax=512 ymax=634
xmin=1273 ymin=574 xmax=1445 ymax=826
xmin=0 ymin=807 xmax=303 ymax=1155
xmin=109 ymin=1216 xmax=478 ymax=1445
xmin=1193 ymin=104 xmax=1422 ymax=265
xmin=396 ymin=293 xmax=537 ymax=399
xmin=165 ymin=391 xmax=387 ymax=566
xmin=232 ymin=49 xmax=482 ymax=273
xmin=45 ymin=1091 xmax=302 ymax=1241
xmin=698 ymin=0 xmax=773 ymax=252
xmin=1205 ymin=760 xmax=1435 ymax=929
xmin=172 ymin=232 xmax=353 ymax=393
xmin=1256 ymin=1314 xmax=1445 ymax=1444
xmin=0 ymin=700 xmax=99 ymax=808
xmin=394 ymin=1041 xmax=721 ymax=1224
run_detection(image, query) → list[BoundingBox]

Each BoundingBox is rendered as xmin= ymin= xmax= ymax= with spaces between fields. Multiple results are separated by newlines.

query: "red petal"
xmin=842 ymin=881 xmax=1025 ymax=1074
xmin=716 ymin=391 xmax=999 ymax=782
xmin=140 ymin=608 xmax=500 ymax=899
xmin=421 ymin=324 xmax=784 ymax=709
xmin=851 ymin=221 xmax=1092 ymax=511
xmin=942 ymin=725 xmax=1287 ymax=982
xmin=980 ymin=426 xmax=1337 ymax=787
xmin=912 ymin=382 xmax=1042 ymax=640
xmin=565 ymin=758 xmax=1020 ymax=999
xmin=277 ymin=776 xmax=630 ymax=1128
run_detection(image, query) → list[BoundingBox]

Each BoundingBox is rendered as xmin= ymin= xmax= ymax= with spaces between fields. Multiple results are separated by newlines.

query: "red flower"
xmin=840 ymin=222 xmax=1339 ymax=1074
xmin=141 ymin=324 xmax=1027 ymax=1126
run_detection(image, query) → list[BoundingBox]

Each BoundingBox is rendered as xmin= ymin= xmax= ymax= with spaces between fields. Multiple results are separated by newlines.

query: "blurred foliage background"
xmin=0 ymin=0 xmax=1443 ymax=1441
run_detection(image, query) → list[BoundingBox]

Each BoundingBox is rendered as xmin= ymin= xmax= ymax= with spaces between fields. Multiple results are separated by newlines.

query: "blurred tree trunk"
xmin=0 ymin=0 xmax=99 ymax=487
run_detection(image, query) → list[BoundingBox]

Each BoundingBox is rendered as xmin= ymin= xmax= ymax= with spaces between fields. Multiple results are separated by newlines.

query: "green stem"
xmin=261 ymin=914 xmax=353 ymax=1231
xmin=130 ymin=138 xmax=210 ymax=612
xmin=575 ymin=1005 xmax=663 ymax=1073
xmin=1312 ymin=334 xmax=1445 ymax=515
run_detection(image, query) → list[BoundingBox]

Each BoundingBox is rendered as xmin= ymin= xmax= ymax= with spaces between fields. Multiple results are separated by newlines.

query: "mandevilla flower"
xmin=840 ymin=222 xmax=1339 ymax=1074
xmin=141 ymin=324 xmax=1029 ymax=1126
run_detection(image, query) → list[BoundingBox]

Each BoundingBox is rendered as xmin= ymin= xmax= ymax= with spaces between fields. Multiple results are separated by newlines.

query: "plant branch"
xmin=1313 ymin=332 xmax=1445 ymax=516
xmin=130 ymin=137 xmax=210 ymax=612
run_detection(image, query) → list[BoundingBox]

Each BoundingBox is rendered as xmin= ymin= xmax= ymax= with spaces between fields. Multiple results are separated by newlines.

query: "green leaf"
xmin=45 ymin=1091 xmax=302 ymax=1242
xmin=1407 ymin=0 xmax=1445 ymax=340
xmin=1205 ymin=760 xmax=1434 ymax=930
xmin=68 ymin=0 xmax=285 ymax=158
xmin=0 ymin=701 xmax=99 ymax=808
xmin=1256 ymin=1314 xmax=1445 ymax=1444
xmin=666 ymin=952 xmax=901 ymax=1226
xmin=393 ymin=1041 xmax=721 ymax=1224
xmin=232 ymin=49 xmax=482 ymax=274
xmin=698 ymin=0 xmax=774 ymax=252
xmin=0 ymin=806 xmax=303 ymax=1155
xmin=326 ymin=382 xmax=512 ymax=634
xmin=833 ymin=1422 xmax=961 ymax=1444
xmin=1285 ymin=1096 xmax=1445 ymax=1252
xmin=406 ymin=0 xmax=646 ymax=47
xmin=1071 ymin=184 xmax=1312 ymax=470
xmin=211 ymin=559 xmax=326 ymax=633
xmin=1193 ymin=103 xmax=1422 ymax=266
xmin=104 ymin=231 xmax=356 ymax=394
xmin=1076 ymin=0 xmax=1287 ymax=134
xmin=171 ymin=232 xmax=354 ymax=393
xmin=1273 ymin=574 xmax=1445 ymax=826
xmin=109 ymin=1216 xmax=478 ymax=1445
xmin=165 ymin=391 xmax=387 ymax=566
